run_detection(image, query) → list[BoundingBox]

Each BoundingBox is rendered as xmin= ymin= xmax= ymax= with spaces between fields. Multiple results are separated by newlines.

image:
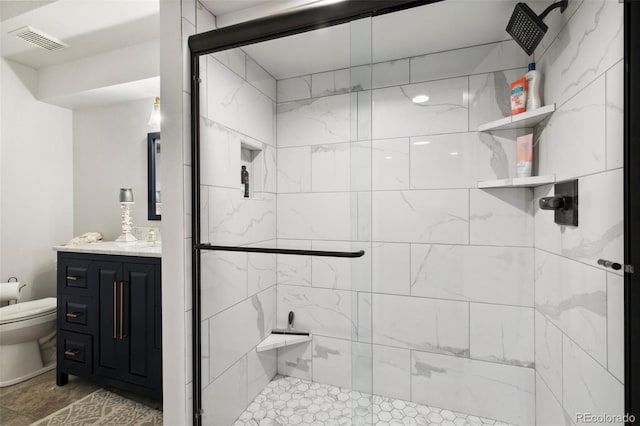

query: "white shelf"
xmin=478 ymin=104 xmax=556 ymax=132
xmin=478 ymin=175 xmax=556 ymax=189
xmin=256 ymin=333 xmax=312 ymax=353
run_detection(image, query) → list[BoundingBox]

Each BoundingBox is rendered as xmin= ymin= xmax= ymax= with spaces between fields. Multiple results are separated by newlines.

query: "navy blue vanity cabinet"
xmin=56 ymin=252 xmax=162 ymax=400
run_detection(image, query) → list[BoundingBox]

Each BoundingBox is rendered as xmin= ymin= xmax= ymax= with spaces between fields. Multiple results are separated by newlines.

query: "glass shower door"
xmin=196 ymin=15 xmax=374 ymax=426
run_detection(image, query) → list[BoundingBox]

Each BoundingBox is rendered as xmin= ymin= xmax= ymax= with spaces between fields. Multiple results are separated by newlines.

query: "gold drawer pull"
xmin=66 ymin=312 xmax=81 ymax=318
xmin=66 ymin=276 xmax=79 ymax=281
xmin=64 ymin=349 xmax=80 ymax=357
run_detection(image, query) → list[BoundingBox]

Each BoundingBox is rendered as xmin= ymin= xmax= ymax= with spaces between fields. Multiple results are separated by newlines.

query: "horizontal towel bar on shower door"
xmin=195 ymin=244 xmax=365 ymax=258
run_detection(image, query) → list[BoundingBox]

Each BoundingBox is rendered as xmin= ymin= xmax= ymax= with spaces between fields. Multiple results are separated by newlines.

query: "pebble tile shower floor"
xmin=234 ymin=376 xmax=514 ymax=426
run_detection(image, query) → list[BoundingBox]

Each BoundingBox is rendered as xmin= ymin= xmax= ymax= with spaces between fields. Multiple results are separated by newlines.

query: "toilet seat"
xmin=0 ymin=297 xmax=56 ymax=325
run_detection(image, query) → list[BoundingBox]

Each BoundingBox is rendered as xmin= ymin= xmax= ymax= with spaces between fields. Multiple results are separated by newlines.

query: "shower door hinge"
xmin=626 ymin=264 xmax=635 ymax=274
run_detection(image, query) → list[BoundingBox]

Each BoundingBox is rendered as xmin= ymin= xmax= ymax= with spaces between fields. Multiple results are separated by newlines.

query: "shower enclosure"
xmin=189 ymin=1 xmax=631 ymax=425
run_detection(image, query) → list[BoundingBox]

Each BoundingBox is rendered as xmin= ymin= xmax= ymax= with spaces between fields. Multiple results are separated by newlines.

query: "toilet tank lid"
xmin=0 ymin=297 xmax=56 ymax=324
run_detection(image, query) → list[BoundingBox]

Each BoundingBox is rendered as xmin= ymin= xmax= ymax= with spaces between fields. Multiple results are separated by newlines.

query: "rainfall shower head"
xmin=506 ymin=1 xmax=568 ymax=56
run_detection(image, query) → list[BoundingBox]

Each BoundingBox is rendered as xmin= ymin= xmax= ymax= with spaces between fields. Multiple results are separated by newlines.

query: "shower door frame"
xmin=188 ymin=1 xmax=640 ymax=424
xmin=624 ymin=1 xmax=640 ymax=424
xmin=188 ymin=1 xmax=439 ymax=424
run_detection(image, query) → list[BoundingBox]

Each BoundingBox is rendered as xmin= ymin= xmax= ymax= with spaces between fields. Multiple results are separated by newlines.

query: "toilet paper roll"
xmin=0 ymin=282 xmax=23 ymax=302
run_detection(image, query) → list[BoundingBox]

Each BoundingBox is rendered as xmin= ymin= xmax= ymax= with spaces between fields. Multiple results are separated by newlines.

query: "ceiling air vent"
xmin=8 ymin=26 xmax=68 ymax=51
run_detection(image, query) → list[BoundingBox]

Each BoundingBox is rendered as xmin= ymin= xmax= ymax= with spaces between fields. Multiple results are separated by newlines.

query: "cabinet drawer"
xmin=58 ymin=331 xmax=92 ymax=376
xmin=59 ymin=260 xmax=91 ymax=295
xmin=59 ymin=296 xmax=94 ymax=334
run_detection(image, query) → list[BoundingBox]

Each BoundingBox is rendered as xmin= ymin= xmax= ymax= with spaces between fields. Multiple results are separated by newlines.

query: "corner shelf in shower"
xmin=478 ymin=104 xmax=556 ymax=132
xmin=478 ymin=174 xmax=555 ymax=189
xmin=256 ymin=333 xmax=312 ymax=353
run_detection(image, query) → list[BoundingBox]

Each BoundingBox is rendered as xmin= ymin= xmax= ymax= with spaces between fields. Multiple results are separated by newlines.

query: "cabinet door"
xmin=120 ymin=262 xmax=159 ymax=389
xmin=94 ymin=261 xmax=122 ymax=379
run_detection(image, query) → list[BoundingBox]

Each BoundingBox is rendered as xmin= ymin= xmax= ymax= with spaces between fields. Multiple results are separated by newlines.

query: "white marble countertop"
xmin=53 ymin=241 xmax=161 ymax=258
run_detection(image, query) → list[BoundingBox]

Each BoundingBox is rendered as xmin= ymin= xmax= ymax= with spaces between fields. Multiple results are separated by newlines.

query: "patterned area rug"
xmin=30 ymin=388 xmax=163 ymax=426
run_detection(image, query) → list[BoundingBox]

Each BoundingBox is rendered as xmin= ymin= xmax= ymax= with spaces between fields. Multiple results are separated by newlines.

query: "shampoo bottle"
xmin=525 ymin=62 xmax=542 ymax=111
xmin=241 ymin=165 xmax=249 ymax=198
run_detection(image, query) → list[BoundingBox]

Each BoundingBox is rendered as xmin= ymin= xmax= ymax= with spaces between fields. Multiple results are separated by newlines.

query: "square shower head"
xmin=506 ymin=2 xmax=548 ymax=56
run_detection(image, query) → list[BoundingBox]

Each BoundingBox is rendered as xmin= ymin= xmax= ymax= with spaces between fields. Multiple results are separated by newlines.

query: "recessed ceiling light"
xmin=412 ymin=94 xmax=430 ymax=104
xmin=450 ymin=152 xmax=459 ymax=156
xmin=413 ymin=141 xmax=430 ymax=145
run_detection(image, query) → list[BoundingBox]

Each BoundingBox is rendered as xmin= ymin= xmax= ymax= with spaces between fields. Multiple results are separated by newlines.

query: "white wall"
xmin=73 ymin=97 xmax=160 ymax=240
xmin=0 ymin=58 xmax=73 ymax=301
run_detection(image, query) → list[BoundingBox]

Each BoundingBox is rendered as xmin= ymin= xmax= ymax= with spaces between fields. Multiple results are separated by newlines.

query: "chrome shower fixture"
xmin=506 ymin=0 xmax=568 ymax=55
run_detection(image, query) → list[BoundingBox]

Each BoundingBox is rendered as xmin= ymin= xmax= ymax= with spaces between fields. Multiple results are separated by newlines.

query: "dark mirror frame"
xmin=147 ymin=132 xmax=161 ymax=221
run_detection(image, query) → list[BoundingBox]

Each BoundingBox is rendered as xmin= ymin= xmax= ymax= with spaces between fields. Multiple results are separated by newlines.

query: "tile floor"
xmin=0 ymin=369 xmax=161 ymax=426
xmin=234 ymin=375 xmax=514 ymax=426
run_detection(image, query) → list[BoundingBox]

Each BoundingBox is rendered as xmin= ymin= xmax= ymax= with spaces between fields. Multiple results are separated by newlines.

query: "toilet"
xmin=0 ymin=297 xmax=57 ymax=387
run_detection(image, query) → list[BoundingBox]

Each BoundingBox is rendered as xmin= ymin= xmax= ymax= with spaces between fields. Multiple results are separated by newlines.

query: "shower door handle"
xmin=196 ymin=244 xmax=365 ymax=258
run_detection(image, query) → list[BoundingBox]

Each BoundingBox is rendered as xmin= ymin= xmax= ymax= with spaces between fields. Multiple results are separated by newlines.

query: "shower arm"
xmin=538 ymin=0 xmax=568 ymax=21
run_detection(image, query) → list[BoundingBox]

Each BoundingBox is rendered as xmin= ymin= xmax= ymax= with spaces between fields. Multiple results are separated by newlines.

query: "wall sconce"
xmin=148 ymin=96 xmax=161 ymax=127
xmin=116 ymin=188 xmax=137 ymax=242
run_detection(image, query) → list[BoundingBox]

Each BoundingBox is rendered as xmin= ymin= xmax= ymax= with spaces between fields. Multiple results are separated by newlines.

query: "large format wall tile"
xmin=202 ymin=357 xmax=247 ymax=426
xmin=247 ymin=348 xmax=276 ymax=402
xmin=372 ymin=59 xmax=409 ymax=89
xmin=537 ymin=0 xmax=623 ymax=107
xmin=410 ymin=244 xmax=534 ymax=306
xmin=207 ymin=187 xmax=275 ymax=245
xmin=468 ymin=68 xmax=527 ymax=130
xmin=207 ymin=56 xmax=274 ymax=146
xmin=311 ymin=143 xmax=351 ymax=192
xmin=535 ymin=250 xmax=607 ymax=365
xmin=201 ymin=250 xmax=247 ymax=319
xmin=277 ymin=340 xmax=312 ymax=380
xmin=371 ymin=77 xmax=468 ymax=139
xmin=563 ymin=337 xmax=624 ymax=424
xmin=534 ymin=169 xmax=624 ymax=272
xmin=247 ymin=56 xmax=276 ymax=101
xmin=277 ymin=239 xmax=311 ymax=287
xmin=537 ymin=75 xmax=606 ymax=180
xmin=372 ymin=243 xmax=410 ymax=296
xmin=277 ymin=94 xmax=351 ymax=147
xmin=277 ymin=146 xmax=311 ymax=193
xmin=277 ymin=285 xmax=355 ymax=340
xmin=200 ymin=119 xmax=240 ymax=189
xmin=410 ymin=131 xmax=520 ymax=189
xmin=371 ymin=190 xmax=469 ymax=244
xmin=277 ymin=193 xmax=353 ymax=240
xmin=470 ymin=188 xmax=534 ymax=247
xmin=606 ymin=60 xmax=623 ymax=170
xmin=311 ymin=69 xmax=352 ymax=97
xmin=372 ymin=294 xmax=469 ymax=357
xmin=277 ymin=75 xmax=311 ymax=102
xmin=312 ymin=336 xmax=353 ymax=389
xmin=371 ymin=138 xmax=410 ymax=190
xmin=410 ymin=40 xmax=529 ymax=84
xmin=209 ymin=288 xmax=274 ymax=379
xmin=534 ymin=310 xmax=563 ymax=402
xmin=247 ymin=248 xmax=277 ymax=297
xmin=535 ymin=373 xmax=571 ymax=426
xmin=469 ymin=304 xmax=534 ymax=367
xmin=411 ymin=350 xmax=535 ymax=426
xmin=372 ymin=344 xmax=411 ymax=401
xmin=311 ymin=240 xmax=371 ymax=292
xmin=607 ymin=273 xmax=624 ymax=382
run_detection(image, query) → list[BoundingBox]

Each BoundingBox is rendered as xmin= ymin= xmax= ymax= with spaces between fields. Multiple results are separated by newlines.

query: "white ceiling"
xmin=0 ymin=0 xmax=160 ymax=109
xmin=240 ymin=0 xmax=538 ymax=79
xmin=0 ymin=0 xmax=159 ymax=69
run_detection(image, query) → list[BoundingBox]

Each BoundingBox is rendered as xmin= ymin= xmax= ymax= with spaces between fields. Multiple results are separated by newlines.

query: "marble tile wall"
xmin=199 ymin=43 xmax=278 ymax=426
xmin=274 ymin=39 xmax=538 ymax=426
xmin=532 ymin=1 xmax=625 ymax=425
